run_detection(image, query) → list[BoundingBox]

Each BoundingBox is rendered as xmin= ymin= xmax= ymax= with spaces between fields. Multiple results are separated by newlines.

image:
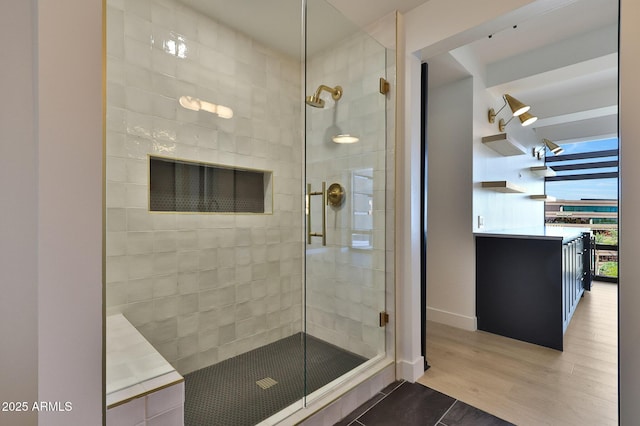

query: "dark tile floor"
xmin=335 ymin=381 xmax=513 ymax=426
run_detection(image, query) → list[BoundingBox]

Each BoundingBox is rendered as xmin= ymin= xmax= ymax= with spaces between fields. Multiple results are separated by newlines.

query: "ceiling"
xmin=416 ymin=0 xmax=619 ymax=145
xmin=179 ymin=0 xmax=619 ymax=145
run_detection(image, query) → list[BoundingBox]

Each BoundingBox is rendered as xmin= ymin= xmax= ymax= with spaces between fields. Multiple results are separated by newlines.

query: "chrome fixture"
xmin=305 ymin=85 xmax=343 ymax=108
xmin=488 ymin=94 xmax=530 ymax=124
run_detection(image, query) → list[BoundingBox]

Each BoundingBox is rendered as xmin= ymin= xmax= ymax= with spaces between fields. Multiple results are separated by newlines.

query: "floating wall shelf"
xmin=481 ymin=133 xmax=527 ymax=156
xmin=529 ymin=166 xmax=556 ymax=177
xmin=530 ymin=194 xmax=557 ymax=201
xmin=481 ymin=181 xmax=526 ymax=193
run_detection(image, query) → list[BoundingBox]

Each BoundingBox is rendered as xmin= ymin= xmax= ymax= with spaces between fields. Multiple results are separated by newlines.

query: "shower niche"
xmin=149 ymin=156 xmax=273 ymax=214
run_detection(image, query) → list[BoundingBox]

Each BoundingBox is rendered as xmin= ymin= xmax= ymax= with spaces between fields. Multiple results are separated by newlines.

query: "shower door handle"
xmin=307 ymin=182 xmax=326 ymax=246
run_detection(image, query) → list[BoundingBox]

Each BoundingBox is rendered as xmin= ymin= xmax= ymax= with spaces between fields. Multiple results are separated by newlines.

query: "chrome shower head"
xmin=305 ymin=85 xmax=342 ymax=108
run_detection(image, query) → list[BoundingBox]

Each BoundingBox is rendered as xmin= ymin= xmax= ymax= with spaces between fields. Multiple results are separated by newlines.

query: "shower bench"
xmin=106 ymin=313 xmax=185 ymax=425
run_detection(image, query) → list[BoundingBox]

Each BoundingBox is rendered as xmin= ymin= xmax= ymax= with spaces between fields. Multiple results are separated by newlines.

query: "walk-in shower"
xmin=105 ymin=0 xmax=394 ymax=424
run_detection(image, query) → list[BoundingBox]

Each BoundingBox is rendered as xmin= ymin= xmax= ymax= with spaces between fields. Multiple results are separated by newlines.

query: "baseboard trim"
xmin=396 ymin=356 xmax=425 ymax=382
xmin=426 ymin=307 xmax=477 ymax=331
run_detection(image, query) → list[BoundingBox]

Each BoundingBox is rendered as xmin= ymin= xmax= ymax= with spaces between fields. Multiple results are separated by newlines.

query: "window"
xmin=544 ymin=138 xmax=618 ymax=281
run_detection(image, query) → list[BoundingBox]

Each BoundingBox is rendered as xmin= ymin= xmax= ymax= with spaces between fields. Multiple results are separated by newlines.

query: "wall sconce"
xmin=532 ymin=138 xmax=564 ymax=159
xmin=179 ymin=95 xmax=234 ymax=119
xmin=543 ymin=138 xmax=564 ymax=155
xmin=499 ymin=111 xmax=538 ymax=132
xmin=488 ymin=94 xmax=530 ymax=124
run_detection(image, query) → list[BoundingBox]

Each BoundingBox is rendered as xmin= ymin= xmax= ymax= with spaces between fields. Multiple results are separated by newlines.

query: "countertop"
xmin=474 ymin=226 xmax=590 ymax=243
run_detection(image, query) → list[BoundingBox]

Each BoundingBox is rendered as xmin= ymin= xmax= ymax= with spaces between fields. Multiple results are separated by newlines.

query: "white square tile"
xmin=124 ymin=0 xmax=151 ymax=21
xmin=152 ymin=212 xmax=177 ymax=231
xmin=154 ymin=252 xmax=178 ymax=275
xmin=107 ymin=232 xmax=128 ymax=256
xmin=128 ymin=254 xmax=155 ymax=279
xmin=124 ymin=13 xmax=152 ymax=44
xmin=153 ymin=274 xmax=178 ymax=298
xmin=107 ymin=7 xmax=125 ymax=58
xmin=126 ymin=63 xmax=154 ymax=92
xmin=125 ymin=86 xmax=153 ymax=114
xmin=125 ymin=37 xmax=152 ymax=70
xmin=175 ymin=11 xmax=198 ymax=40
xmin=107 ymin=182 xmax=127 ymax=208
xmin=128 ymin=208 xmax=153 ymax=232
xmin=146 ymin=382 xmax=184 ymax=418
xmin=108 ymin=208 xmax=127 ymax=232
xmin=196 ymin=229 xmax=218 ymax=249
xmin=154 ymin=230 xmax=178 ymax=253
xmin=153 ymin=296 xmax=180 ymax=322
xmin=151 ymin=3 xmax=174 ymax=28
xmin=127 ymin=278 xmax=154 ymax=302
xmin=177 ymin=314 xmax=198 ymax=337
xmin=128 ymin=232 xmax=154 ymax=255
xmin=107 ymin=256 xmax=129 ymax=284
xmin=106 ymin=396 xmax=145 ymax=426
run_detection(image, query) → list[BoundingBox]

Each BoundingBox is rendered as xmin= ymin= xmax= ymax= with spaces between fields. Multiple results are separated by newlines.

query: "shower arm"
xmin=314 ymin=85 xmax=343 ymax=101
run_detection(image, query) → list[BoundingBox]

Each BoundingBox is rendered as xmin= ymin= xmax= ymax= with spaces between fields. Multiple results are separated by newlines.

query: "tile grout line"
xmin=346 ymin=381 xmax=408 ymax=425
xmin=433 ymin=399 xmax=458 ymax=426
xmin=380 ymin=380 xmax=406 ymax=396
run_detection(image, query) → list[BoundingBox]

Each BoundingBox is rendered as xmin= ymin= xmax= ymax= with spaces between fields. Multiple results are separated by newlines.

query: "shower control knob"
xmin=327 ymin=183 xmax=345 ymax=207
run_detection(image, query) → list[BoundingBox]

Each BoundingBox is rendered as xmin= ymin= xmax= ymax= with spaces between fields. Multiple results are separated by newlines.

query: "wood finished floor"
xmin=419 ymin=281 xmax=618 ymax=426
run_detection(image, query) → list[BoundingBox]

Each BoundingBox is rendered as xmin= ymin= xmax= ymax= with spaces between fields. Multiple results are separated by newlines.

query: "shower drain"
xmin=256 ymin=377 xmax=278 ymax=390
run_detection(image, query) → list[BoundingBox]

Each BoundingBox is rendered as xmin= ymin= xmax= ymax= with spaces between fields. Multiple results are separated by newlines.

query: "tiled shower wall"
xmin=305 ymin=31 xmax=389 ymax=359
xmin=105 ymin=0 xmax=303 ymax=374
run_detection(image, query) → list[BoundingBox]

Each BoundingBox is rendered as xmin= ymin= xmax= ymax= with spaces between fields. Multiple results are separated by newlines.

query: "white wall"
xmin=425 ymin=77 xmax=475 ymax=330
xmin=2 ymin=3 xmax=103 ymax=425
xmin=37 ymin=0 xmax=104 ymax=424
xmin=460 ymin=44 xmax=544 ymax=233
xmin=0 ymin=2 xmax=38 ymax=425
xmin=619 ymin=0 xmax=640 ymax=421
xmin=396 ymin=13 xmax=425 ymax=381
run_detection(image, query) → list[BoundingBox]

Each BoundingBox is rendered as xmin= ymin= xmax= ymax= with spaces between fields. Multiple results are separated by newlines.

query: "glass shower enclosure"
xmin=105 ymin=0 xmax=392 ymax=424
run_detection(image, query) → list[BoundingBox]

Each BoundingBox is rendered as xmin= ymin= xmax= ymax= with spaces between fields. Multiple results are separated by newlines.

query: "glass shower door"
xmin=303 ymin=0 xmax=389 ymax=400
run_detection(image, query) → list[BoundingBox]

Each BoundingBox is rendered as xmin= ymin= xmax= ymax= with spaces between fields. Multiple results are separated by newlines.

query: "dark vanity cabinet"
xmin=476 ymin=229 xmax=591 ymax=351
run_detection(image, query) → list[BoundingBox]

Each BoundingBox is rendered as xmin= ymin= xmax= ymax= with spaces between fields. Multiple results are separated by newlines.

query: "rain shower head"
xmin=305 ymin=85 xmax=343 ymax=108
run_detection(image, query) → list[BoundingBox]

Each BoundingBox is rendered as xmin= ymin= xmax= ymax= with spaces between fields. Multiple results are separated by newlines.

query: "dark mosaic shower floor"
xmin=184 ymin=332 xmax=367 ymax=426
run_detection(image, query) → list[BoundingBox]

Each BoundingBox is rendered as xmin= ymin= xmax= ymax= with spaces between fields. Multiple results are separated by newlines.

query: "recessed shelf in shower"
xmin=149 ymin=156 xmax=272 ymax=213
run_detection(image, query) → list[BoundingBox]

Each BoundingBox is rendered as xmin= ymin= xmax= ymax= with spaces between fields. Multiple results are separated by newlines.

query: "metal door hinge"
xmin=379 ymin=78 xmax=390 ymax=95
xmin=379 ymin=311 xmax=389 ymax=327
